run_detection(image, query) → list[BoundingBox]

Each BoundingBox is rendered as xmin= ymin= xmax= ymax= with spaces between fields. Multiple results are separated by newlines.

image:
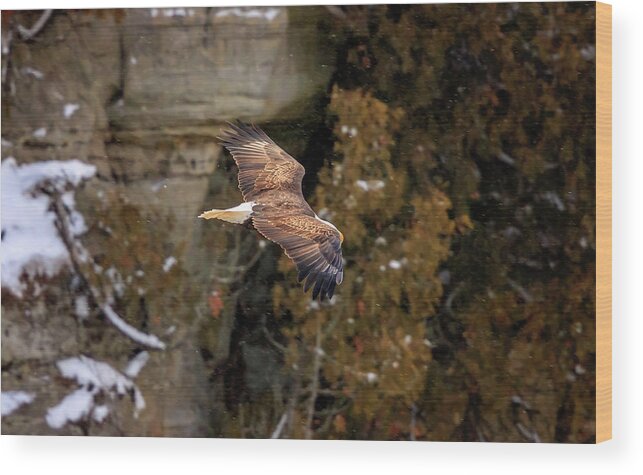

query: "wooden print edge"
xmin=595 ymin=1 xmax=612 ymax=444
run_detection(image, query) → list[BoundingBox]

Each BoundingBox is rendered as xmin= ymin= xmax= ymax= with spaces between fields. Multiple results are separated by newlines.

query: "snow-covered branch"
xmin=101 ymin=304 xmax=166 ymax=350
xmin=17 ymin=10 xmax=53 ymax=41
xmin=1 ymin=391 xmax=35 ymax=416
xmin=45 ymin=354 xmax=149 ymax=430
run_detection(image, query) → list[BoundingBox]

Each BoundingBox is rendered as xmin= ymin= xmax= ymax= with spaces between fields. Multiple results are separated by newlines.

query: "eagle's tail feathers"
xmin=198 ymin=202 xmax=255 ymax=224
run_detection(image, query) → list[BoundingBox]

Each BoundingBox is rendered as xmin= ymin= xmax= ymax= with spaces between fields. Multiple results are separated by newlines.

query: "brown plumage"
xmin=200 ymin=122 xmax=344 ymax=300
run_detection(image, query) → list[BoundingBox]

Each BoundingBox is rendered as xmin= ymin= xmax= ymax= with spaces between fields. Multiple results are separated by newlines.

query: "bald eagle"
xmin=199 ymin=122 xmax=344 ymax=300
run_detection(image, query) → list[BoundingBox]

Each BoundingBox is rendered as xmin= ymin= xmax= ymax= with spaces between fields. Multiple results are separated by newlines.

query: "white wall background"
xmin=1 ymin=0 xmax=641 ymax=473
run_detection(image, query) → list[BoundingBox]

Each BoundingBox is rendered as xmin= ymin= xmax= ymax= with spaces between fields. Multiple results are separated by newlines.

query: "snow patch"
xmin=163 ymin=8 xmax=187 ymax=17
xmin=355 ymin=179 xmax=385 ymax=192
xmin=1 ymin=391 xmax=35 ymax=416
xmin=74 ymin=295 xmax=90 ymax=320
xmin=151 ymin=179 xmax=168 ymax=192
xmin=388 ymin=259 xmax=402 ymax=270
xmin=105 ymin=267 xmax=125 ymax=296
xmin=32 ymin=127 xmax=47 ymax=138
xmin=216 ymin=7 xmax=282 ymax=21
xmin=63 ymin=103 xmax=80 ymax=119
xmin=22 ymin=66 xmax=43 ymax=79
xmin=375 ymin=236 xmax=387 ymax=246
xmin=46 ymin=355 xmax=148 ymax=429
xmin=366 ymin=372 xmax=378 ymax=384
xmin=92 ymin=404 xmax=110 ymax=423
xmin=1 ymin=158 xmax=96 ymax=296
xmin=162 ymin=256 xmax=177 ymax=273
xmin=46 ymin=388 xmax=94 ymax=429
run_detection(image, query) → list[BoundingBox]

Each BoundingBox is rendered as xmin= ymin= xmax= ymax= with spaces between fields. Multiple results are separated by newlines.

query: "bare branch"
xmin=1 ymin=29 xmax=13 ymax=85
xmin=410 ymin=403 xmax=417 ymax=441
xmin=304 ymin=316 xmax=322 ymax=440
xmin=270 ymin=412 xmax=288 ymax=439
xmin=325 ymin=6 xmax=347 ymax=20
xmin=45 ymin=185 xmax=166 ymax=350
xmin=444 ymin=282 xmax=465 ymax=318
xmin=507 ymin=277 xmax=534 ymax=303
xmin=516 ymin=422 xmax=541 ymax=443
xmin=497 ymin=150 xmax=517 ymax=167
xmin=261 ymin=318 xmax=287 ymax=354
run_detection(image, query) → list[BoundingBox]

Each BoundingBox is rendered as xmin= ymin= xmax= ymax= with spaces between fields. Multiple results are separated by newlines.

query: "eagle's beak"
xmin=339 ymin=231 xmax=344 ymax=244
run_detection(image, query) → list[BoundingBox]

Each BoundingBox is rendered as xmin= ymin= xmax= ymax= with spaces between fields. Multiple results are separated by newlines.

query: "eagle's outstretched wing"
xmin=253 ymin=208 xmax=344 ymax=300
xmin=218 ymin=122 xmax=344 ymax=300
xmin=219 ymin=122 xmax=308 ymax=205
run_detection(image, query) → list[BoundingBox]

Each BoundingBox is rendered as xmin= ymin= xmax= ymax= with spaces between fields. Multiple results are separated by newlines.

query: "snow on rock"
xmin=32 ymin=127 xmax=47 ymax=138
xmin=215 ymin=7 xmax=282 ymax=21
xmin=74 ymin=295 xmax=90 ymax=320
xmin=1 ymin=158 xmax=96 ymax=296
xmin=150 ymin=179 xmax=168 ymax=192
xmin=22 ymin=66 xmax=44 ymax=79
xmin=162 ymin=256 xmax=177 ymax=273
xmin=365 ymin=372 xmax=378 ymax=384
xmin=1 ymin=391 xmax=36 ymax=416
xmin=63 ymin=103 xmax=80 ymax=119
xmin=163 ymin=8 xmax=186 ymax=17
xmin=92 ymin=404 xmax=110 ymax=423
xmin=46 ymin=355 xmax=148 ymax=429
xmin=46 ymin=388 xmax=94 ymax=429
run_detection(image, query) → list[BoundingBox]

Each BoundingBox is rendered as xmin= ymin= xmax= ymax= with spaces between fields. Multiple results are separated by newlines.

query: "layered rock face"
xmin=1 ymin=7 xmax=333 ymax=436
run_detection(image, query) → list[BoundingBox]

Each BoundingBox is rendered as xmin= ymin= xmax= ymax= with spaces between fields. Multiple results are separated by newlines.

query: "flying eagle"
xmin=199 ymin=122 xmax=344 ymax=300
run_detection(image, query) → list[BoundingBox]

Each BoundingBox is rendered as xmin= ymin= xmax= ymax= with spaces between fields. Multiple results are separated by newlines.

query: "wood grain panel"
xmin=596 ymin=1 xmax=612 ymax=444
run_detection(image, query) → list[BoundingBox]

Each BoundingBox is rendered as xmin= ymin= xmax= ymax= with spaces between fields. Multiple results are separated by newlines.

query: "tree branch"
xmin=304 ymin=316 xmax=322 ymax=440
xmin=270 ymin=411 xmax=288 ymax=439
xmin=45 ymin=184 xmax=166 ymax=350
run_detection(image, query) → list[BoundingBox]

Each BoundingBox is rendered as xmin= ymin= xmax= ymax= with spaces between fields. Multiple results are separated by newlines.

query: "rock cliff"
xmin=1 ymin=6 xmax=333 ymax=436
